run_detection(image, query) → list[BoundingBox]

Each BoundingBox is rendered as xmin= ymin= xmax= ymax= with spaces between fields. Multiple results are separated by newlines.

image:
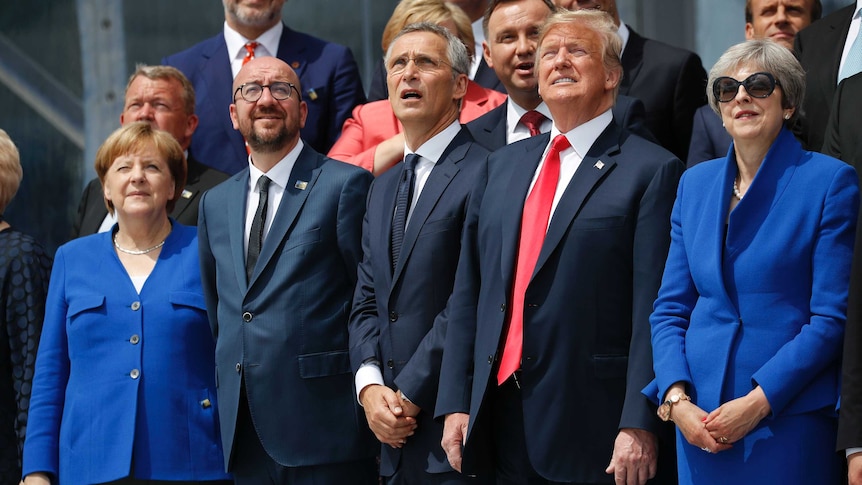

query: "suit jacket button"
xmin=387 ymin=359 xmax=394 ymax=369
xmin=389 ymin=311 xmax=398 ymax=322
xmin=500 ymin=304 xmax=506 ymax=312
xmin=242 ymin=312 xmax=253 ymax=322
xmin=488 ymin=355 xmax=494 ymax=365
xmin=130 ymin=334 xmax=140 ymax=345
xmin=200 ymin=398 xmax=212 ymax=409
xmin=130 ymin=369 xmax=140 ymax=379
xmin=131 ymin=301 xmax=141 ymax=311
xmin=235 ymin=363 xmax=242 ymax=373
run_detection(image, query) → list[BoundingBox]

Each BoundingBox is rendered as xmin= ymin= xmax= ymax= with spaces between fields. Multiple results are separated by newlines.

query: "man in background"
xmin=163 ymin=0 xmax=365 ymax=174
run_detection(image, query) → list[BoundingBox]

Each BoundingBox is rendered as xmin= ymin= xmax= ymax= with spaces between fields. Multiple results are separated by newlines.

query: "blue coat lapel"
xmin=726 ymin=128 xmax=801 ymax=260
xmin=277 ymin=26 xmax=309 ymax=81
xmin=200 ymin=37 xmax=239 ymax=160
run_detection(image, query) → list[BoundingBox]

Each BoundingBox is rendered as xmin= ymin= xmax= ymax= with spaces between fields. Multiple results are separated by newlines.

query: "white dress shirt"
xmin=529 ymin=109 xmax=613 ymax=226
xmin=470 ymin=18 xmax=485 ymax=79
xmin=243 ymin=140 xmax=303 ymax=257
xmin=224 ymin=21 xmax=283 ymax=78
xmin=506 ymin=100 xmax=554 ymax=145
xmin=839 ymin=0 xmax=862 ymax=84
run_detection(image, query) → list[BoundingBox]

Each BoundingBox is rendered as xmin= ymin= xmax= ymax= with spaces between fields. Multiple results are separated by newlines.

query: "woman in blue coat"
xmin=645 ymin=40 xmax=859 ymax=484
xmin=21 ymin=122 xmax=231 ymax=485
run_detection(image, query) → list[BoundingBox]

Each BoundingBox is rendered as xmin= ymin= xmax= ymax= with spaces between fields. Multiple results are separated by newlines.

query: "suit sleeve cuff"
xmin=355 ymin=362 xmax=384 ymax=404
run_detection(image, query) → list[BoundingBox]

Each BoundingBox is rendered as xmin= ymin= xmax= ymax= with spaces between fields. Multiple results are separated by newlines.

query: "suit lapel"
xmin=249 ymin=146 xmax=321 ymax=286
xmin=500 ymin=135 xmax=548 ymax=292
xmin=826 ymin=7 xmax=854 ymax=84
xmin=226 ymin=170 xmax=252 ymax=290
xmin=276 ymin=26 xmax=309 ymax=82
xmin=391 ymin=132 xmax=471 ymax=286
xmin=201 ymin=37 xmax=239 ymax=160
xmin=619 ymin=29 xmax=645 ymax=95
xmin=532 ymin=126 xmax=618 ymax=277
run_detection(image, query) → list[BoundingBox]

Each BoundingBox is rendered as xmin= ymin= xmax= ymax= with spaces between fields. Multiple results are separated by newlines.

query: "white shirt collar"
xmin=617 ymin=21 xmax=630 ymax=57
xmin=247 ymin=139 xmax=304 ymax=192
xmin=224 ymin=21 xmax=283 ymax=76
xmin=506 ymin=99 xmax=553 ymax=142
xmin=551 ymin=109 xmax=613 ymax=159
xmin=403 ymin=121 xmax=461 ymax=164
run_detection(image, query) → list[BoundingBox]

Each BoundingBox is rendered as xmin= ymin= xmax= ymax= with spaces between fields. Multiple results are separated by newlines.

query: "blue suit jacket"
xmin=163 ymin=25 xmax=366 ymax=174
xmin=349 ymin=128 xmax=488 ymax=476
xmin=465 ymin=95 xmax=655 ymax=152
xmin=435 ymin=121 xmax=683 ymax=482
xmin=23 ymin=224 xmax=229 ymax=485
xmin=198 ymin=144 xmax=376 ymax=468
xmin=686 ymin=104 xmax=732 ymax=168
xmin=647 ymin=128 xmax=858 ymax=421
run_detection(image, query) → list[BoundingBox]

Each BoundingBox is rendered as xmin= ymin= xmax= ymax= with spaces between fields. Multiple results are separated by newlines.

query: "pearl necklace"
xmin=733 ymin=178 xmax=744 ymax=200
xmin=113 ymin=233 xmax=167 ymax=255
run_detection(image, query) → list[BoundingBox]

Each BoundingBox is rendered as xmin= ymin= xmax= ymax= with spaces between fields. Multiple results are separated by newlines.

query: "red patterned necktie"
xmin=242 ymin=41 xmax=259 ymax=66
xmin=497 ymin=134 xmax=571 ymax=385
xmin=520 ymin=110 xmax=547 ymax=137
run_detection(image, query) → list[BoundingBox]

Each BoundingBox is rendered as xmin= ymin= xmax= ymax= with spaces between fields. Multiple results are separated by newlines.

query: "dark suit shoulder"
xmin=162 ymin=32 xmax=223 ymax=66
xmin=281 ymin=26 xmax=353 ymax=56
xmin=186 ymin=157 xmax=229 ymax=189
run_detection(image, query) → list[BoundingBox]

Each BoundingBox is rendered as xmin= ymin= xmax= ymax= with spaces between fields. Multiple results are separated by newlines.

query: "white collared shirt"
xmin=224 ymin=21 xmax=283 ymax=78
xmin=839 ymin=0 xmax=862 ymax=83
xmin=528 ymin=109 xmax=613 ymax=230
xmin=353 ymin=121 xmax=461 ymax=402
xmin=506 ymin=100 xmax=554 ymax=145
xmin=243 ymin=140 xmax=303 ymax=256
xmin=617 ymin=21 xmax=631 ymax=58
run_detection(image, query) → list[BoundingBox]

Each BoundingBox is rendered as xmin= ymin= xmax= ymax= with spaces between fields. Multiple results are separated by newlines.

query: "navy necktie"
xmin=246 ymin=175 xmax=271 ymax=280
xmin=391 ymin=154 xmax=419 ymax=270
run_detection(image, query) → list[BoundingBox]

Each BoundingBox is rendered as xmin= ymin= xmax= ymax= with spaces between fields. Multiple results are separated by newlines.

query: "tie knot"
xmin=256 ymin=175 xmax=271 ymax=192
xmin=520 ymin=110 xmax=547 ymax=136
xmin=244 ymin=42 xmax=259 ymax=56
xmin=404 ymin=153 xmax=420 ymax=171
xmin=551 ymin=134 xmax=571 ymax=153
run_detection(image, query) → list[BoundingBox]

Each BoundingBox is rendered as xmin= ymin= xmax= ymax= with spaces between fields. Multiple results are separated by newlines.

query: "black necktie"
xmin=246 ymin=175 xmax=271 ymax=280
xmin=390 ymin=154 xmax=419 ymax=270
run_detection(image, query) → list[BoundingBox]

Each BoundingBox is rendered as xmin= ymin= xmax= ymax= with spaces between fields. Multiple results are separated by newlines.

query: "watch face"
xmin=657 ymin=403 xmax=671 ymax=421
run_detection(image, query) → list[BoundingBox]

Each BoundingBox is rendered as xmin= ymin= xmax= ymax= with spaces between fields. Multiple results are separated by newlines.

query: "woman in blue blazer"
xmin=645 ymin=40 xmax=859 ymax=484
xmin=21 ymin=123 xmax=230 ymax=485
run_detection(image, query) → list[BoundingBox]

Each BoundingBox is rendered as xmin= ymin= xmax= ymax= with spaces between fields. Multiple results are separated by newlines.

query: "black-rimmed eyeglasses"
xmin=234 ymin=82 xmax=300 ymax=102
xmin=713 ymin=72 xmax=780 ymax=103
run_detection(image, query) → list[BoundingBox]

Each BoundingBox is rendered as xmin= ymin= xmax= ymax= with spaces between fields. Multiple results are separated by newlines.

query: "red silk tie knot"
xmin=242 ymin=41 xmax=259 ymax=66
xmin=519 ymin=110 xmax=548 ymax=137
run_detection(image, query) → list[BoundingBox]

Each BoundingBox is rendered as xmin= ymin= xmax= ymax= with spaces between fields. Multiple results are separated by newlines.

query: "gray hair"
xmin=707 ymin=39 xmax=805 ymax=124
xmin=385 ymin=21 xmax=471 ymax=79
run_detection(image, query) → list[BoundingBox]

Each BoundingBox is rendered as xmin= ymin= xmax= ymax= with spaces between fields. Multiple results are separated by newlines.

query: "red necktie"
xmin=520 ymin=110 xmax=547 ymax=137
xmin=242 ymin=42 xmax=259 ymax=66
xmin=497 ymin=134 xmax=571 ymax=385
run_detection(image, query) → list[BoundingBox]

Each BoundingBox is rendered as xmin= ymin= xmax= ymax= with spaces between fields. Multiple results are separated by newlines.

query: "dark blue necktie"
xmin=390 ymin=154 xmax=419 ymax=269
xmin=246 ymin=175 xmax=271 ymax=280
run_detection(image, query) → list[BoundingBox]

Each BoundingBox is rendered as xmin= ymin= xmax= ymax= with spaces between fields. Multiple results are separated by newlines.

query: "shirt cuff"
xmin=847 ymin=447 xmax=862 ymax=458
xmin=355 ymin=362 xmax=384 ymax=404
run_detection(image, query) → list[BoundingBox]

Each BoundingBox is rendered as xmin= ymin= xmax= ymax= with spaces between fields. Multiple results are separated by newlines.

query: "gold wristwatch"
xmin=657 ymin=392 xmax=691 ymax=422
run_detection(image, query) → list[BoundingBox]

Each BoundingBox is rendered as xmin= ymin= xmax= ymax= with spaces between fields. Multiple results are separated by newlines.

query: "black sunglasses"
xmin=713 ymin=72 xmax=780 ymax=103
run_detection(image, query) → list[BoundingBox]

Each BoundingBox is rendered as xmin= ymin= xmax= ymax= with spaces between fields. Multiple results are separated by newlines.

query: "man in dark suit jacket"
xmin=823 ymin=72 xmax=862 ymax=485
xmin=162 ymin=0 xmax=365 ymax=174
xmin=688 ymin=0 xmax=821 ymax=167
xmin=437 ymin=9 xmax=682 ymax=484
xmin=467 ymin=0 xmax=653 ymax=152
xmin=349 ymin=23 xmax=490 ymax=485
xmin=198 ymin=56 xmax=376 ymax=484
xmin=71 ymin=65 xmax=228 ymax=239
xmin=794 ymin=1 xmax=857 ymax=151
